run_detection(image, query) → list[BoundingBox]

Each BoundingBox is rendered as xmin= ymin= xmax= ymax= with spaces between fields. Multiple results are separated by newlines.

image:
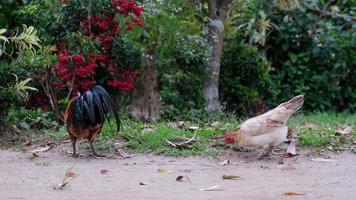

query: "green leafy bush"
xmin=159 ymin=35 xmax=208 ymax=119
xmin=262 ymin=0 xmax=355 ymax=112
xmin=6 ymin=107 xmax=58 ymax=130
xmin=220 ymin=41 xmax=274 ymax=115
xmin=111 ymin=37 xmax=143 ymax=70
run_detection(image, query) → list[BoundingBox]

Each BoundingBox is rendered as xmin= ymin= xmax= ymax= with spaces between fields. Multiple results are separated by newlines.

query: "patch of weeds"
xmin=120 ymin=120 xmax=229 ymax=157
xmin=53 ymin=167 xmax=77 ymax=190
xmin=42 ymin=126 xmax=68 ymax=141
xmin=289 ymin=112 xmax=355 ymax=150
xmin=298 ymin=128 xmax=332 ymax=147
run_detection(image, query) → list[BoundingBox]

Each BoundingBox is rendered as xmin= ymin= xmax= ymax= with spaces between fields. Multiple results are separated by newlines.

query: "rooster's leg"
xmin=72 ymin=138 xmax=78 ymax=158
xmin=257 ymin=144 xmax=274 ymax=159
xmin=89 ymin=142 xmax=107 ymax=157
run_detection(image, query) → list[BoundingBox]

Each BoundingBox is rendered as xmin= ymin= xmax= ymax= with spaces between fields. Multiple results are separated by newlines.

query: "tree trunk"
xmin=203 ymin=0 xmax=232 ymax=112
xmin=128 ymin=56 xmax=160 ymax=122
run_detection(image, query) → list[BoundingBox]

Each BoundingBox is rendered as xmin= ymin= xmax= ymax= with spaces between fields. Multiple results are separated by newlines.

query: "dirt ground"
xmin=0 ymin=144 xmax=355 ymax=200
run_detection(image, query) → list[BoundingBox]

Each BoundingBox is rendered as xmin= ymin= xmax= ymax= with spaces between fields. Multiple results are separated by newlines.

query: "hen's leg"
xmin=72 ymin=138 xmax=78 ymax=158
xmin=89 ymin=142 xmax=106 ymax=157
xmin=257 ymin=144 xmax=274 ymax=159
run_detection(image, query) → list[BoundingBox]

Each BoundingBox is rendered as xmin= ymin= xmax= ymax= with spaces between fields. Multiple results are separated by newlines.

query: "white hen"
xmin=225 ymin=95 xmax=304 ymax=159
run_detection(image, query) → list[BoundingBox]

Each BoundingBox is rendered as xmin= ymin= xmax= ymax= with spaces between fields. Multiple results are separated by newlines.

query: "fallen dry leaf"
xmin=284 ymin=191 xmax=305 ymax=196
xmin=278 ymin=158 xmax=284 ymax=165
xmin=66 ymin=171 xmax=77 ymax=177
xmin=11 ymin=125 xmax=22 ymax=135
xmin=54 ymin=167 xmax=77 ymax=190
xmin=199 ymin=185 xmax=222 ymax=191
xmin=30 ymin=145 xmax=52 ymax=154
xmin=222 ymin=175 xmax=241 ymax=180
xmin=311 ymin=158 xmax=337 ymax=162
xmin=139 ymin=182 xmax=147 ymax=185
xmin=335 ymin=125 xmax=353 ymax=135
xmin=116 ymin=148 xmax=130 ymax=158
xmin=100 ymin=169 xmax=109 ymax=174
xmin=176 ymin=175 xmax=184 ymax=181
xmin=220 ymin=159 xmax=230 ymax=166
xmin=286 ymin=139 xmax=296 ymax=155
xmin=28 ymin=152 xmax=40 ymax=160
xmin=141 ymin=127 xmax=155 ymax=134
xmin=177 ymin=121 xmax=185 ymax=128
xmin=24 ymin=139 xmax=32 ymax=146
xmin=211 ymin=121 xmax=220 ymax=127
xmin=46 ymin=140 xmax=55 ymax=146
xmin=32 ymin=152 xmax=39 ymax=158
xmin=158 ymin=168 xmax=168 ymax=173
xmin=188 ymin=126 xmax=199 ymax=131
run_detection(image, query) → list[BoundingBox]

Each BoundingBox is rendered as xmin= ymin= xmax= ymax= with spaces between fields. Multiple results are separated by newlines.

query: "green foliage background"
xmin=1 ymin=0 xmax=355 ymax=128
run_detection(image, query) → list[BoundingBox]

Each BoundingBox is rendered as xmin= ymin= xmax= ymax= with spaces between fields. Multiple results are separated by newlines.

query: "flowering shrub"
xmin=54 ymin=0 xmax=143 ymax=95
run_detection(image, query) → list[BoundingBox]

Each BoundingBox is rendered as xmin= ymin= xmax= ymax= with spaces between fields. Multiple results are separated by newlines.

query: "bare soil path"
xmin=0 ymin=146 xmax=355 ymax=200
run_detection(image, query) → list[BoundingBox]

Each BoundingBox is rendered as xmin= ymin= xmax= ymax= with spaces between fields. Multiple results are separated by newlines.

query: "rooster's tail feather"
xmin=68 ymin=85 xmax=121 ymax=132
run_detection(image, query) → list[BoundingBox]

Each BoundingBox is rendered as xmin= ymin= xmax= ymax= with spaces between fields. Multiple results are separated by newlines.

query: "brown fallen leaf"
xmin=278 ymin=158 xmax=284 ymax=165
xmin=222 ymin=175 xmax=240 ymax=180
xmin=139 ymin=182 xmax=147 ymax=185
xmin=176 ymin=175 xmax=184 ymax=181
xmin=24 ymin=139 xmax=32 ymax=146
xmin=46 ymin=140 xmax=55 ymax=146
xmin=284 ymin=191 xmax=305 ymax=196
xmin=32 ymin=152 xmax=39 ymax=157
xmin=116 ymin=148 xmax=130 ymax=158
xmin=100 ymin=169 xmax=109 ymax=174
xmin=66 ymin=171 xmax=77 ymax=177
xmin=11 ymin=125 xmax=22 ymax=135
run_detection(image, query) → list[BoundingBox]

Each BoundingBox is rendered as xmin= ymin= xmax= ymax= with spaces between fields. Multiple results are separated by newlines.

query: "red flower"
xmin=72 ymin=54 xmax=85 ymax=65
xmin=108 ymin=65 xmax=118 ymax=73
xmin=132 ymin=6 xmax=143 ymax=17
xmin=78 ymin=80 xmax=97 ymax=91
xmin=132 ymin=18 xmax=144 ymax=27
xmin=58 ymin=53 xmax=68 ymax=64
xmin=126 ymin=21 xmax=133 ymax=30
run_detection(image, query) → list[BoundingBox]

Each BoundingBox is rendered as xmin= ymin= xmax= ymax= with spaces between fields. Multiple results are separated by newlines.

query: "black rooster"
xmin=64 ymin=85 xmax=120 ymax=157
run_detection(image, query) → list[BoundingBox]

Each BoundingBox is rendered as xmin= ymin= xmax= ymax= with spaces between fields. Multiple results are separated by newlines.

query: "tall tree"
xmin=203 ymin=0 xmax=232 ymax=111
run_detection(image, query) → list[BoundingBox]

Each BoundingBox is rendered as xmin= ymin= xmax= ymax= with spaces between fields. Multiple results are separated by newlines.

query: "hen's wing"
xmin=240 ymin=95 xmax=304 ymax=136
xmin=240 ymin=114 xmax=284 ymax=136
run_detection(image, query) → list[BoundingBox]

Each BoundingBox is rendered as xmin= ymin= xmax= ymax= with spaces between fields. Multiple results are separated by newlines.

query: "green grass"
xmin=289 ymin=112 xmax=356 ymax=149
xmin=99 ymin=112 xmax=355 ymax=156
xmin=113 ymin=114 xmax=239 ymax=157
xmin=2 ymin=112 xmax=354 ymax=156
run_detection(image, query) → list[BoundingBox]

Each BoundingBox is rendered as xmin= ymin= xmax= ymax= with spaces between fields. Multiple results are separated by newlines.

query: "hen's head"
xmin=224 ymin=133 xmax=236 ymax=144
